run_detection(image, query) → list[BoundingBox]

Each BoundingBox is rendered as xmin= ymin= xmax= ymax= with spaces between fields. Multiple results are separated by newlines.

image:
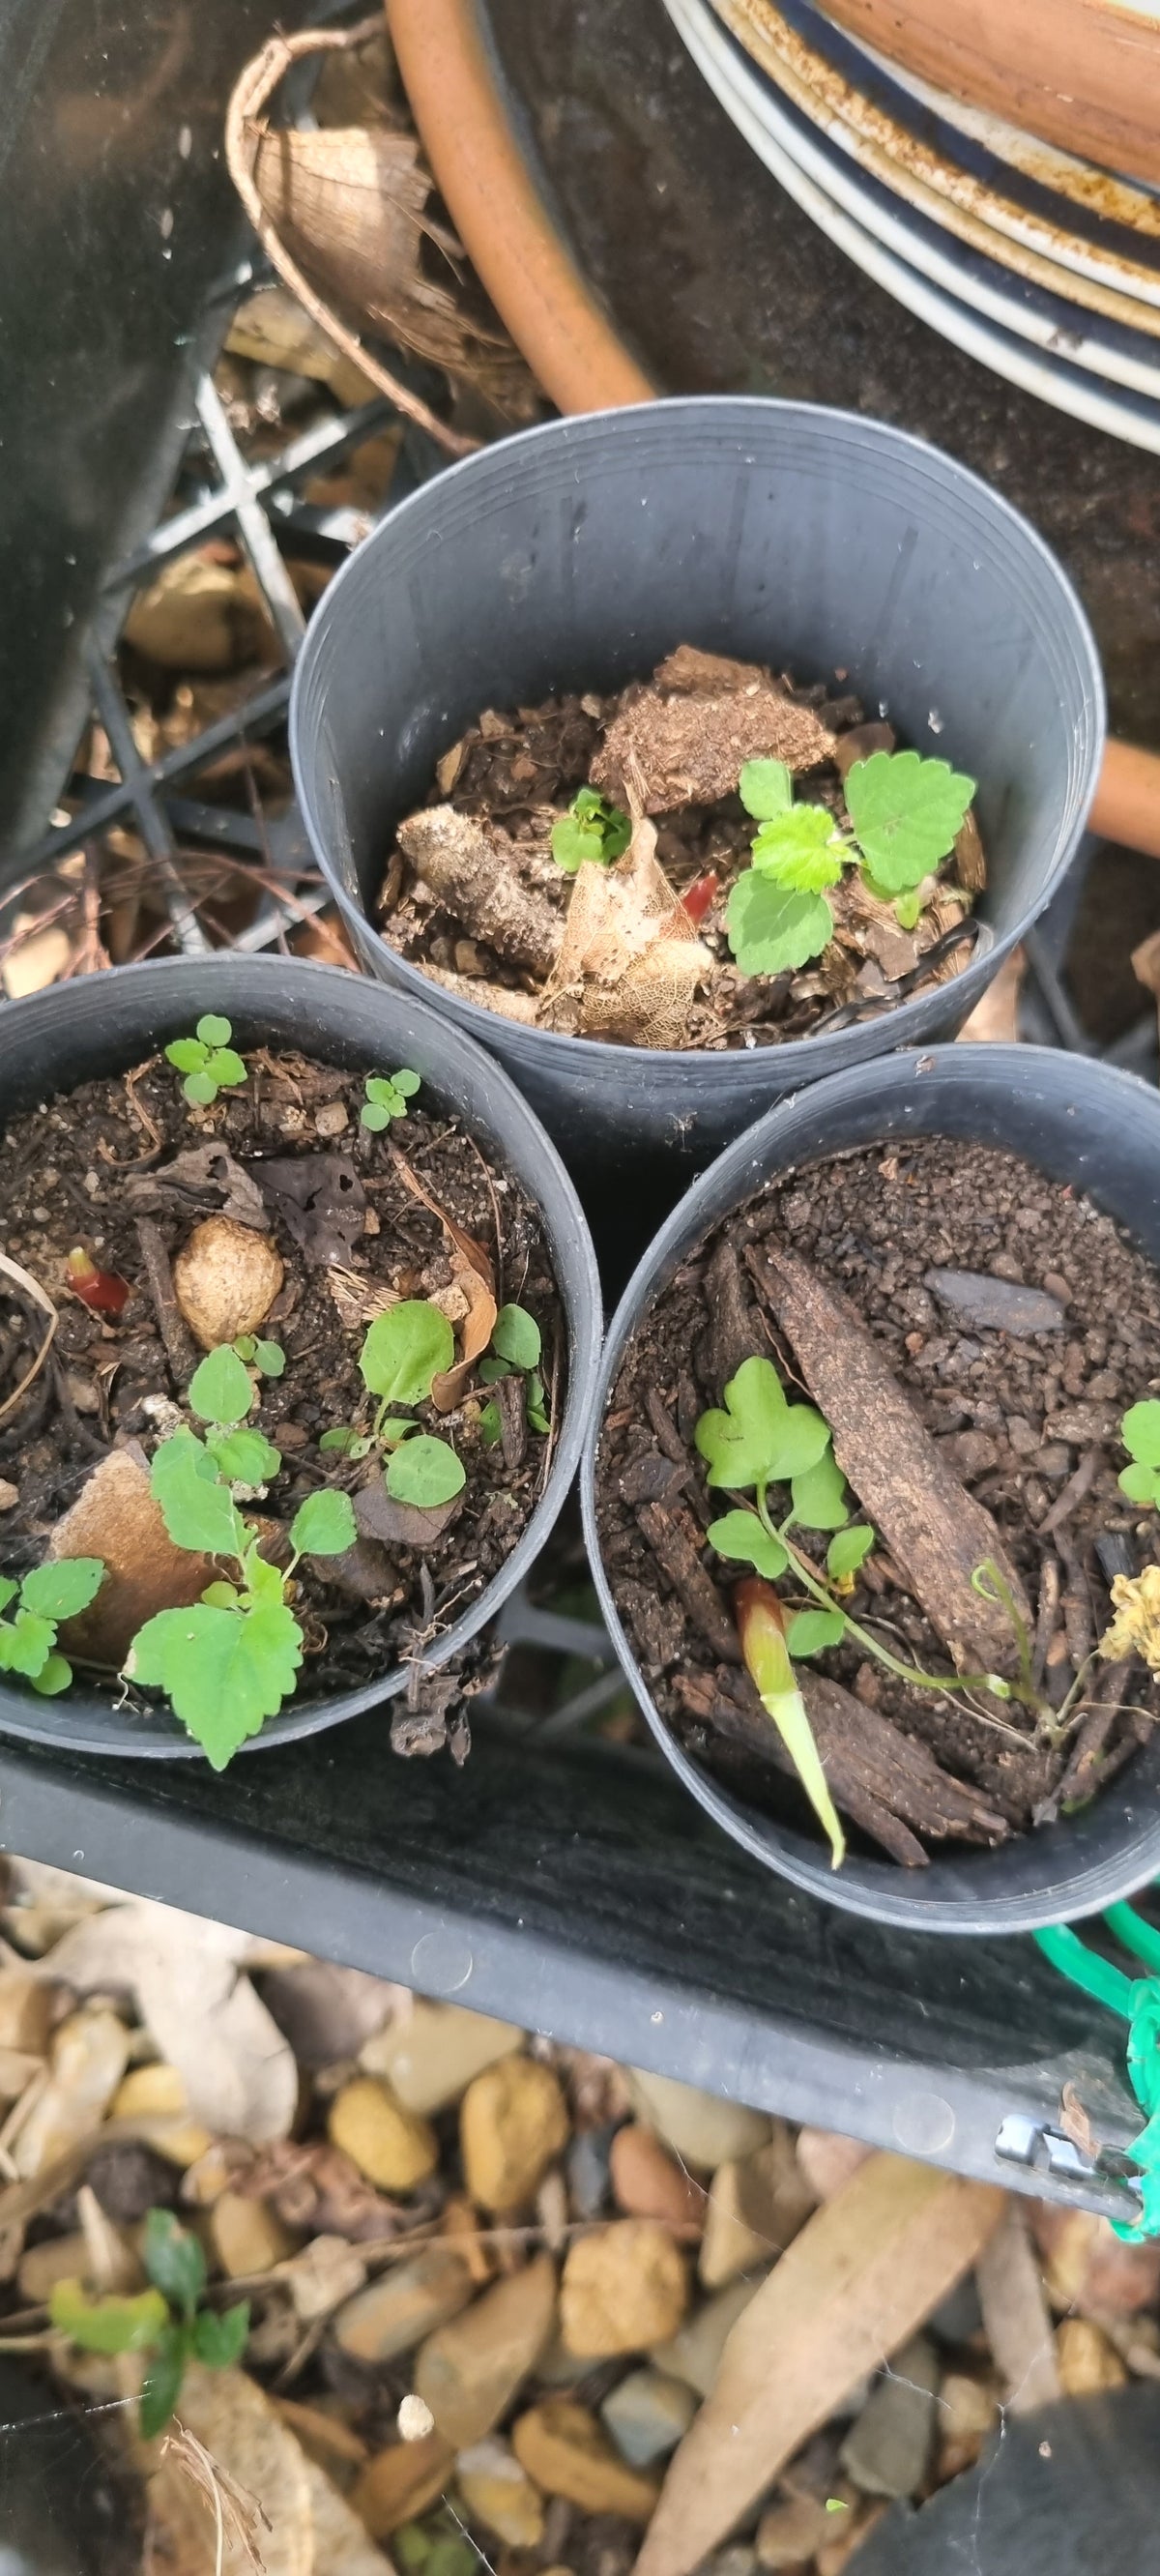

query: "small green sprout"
xmin=478 ymin=1303 xmax=549 ymax=1444
xmin=49 ymin=2208 xmax=248 ymax=2438
xmin=1118 ymin=1400 xmax=1160 ymax=1509
xmin=551 ymin=787 xmax=632 ymax=873
xmin=125 ymin=1346 xmax=356 ymax=1768
xmin=233 ymin=1333 xmax=285 ymax=1378
xmin=361 ymin=1068 xmax=421 ymax=1131
xmin=164 ymin=1014 xmax=247 ymax=1106
xmin=0 ymin=1558 xmax=105 ymax=1696
xmin=350 ymin=1301 xmax=466 ymax=1509
xmin=727 ymin=750 xmax=974 ymax=980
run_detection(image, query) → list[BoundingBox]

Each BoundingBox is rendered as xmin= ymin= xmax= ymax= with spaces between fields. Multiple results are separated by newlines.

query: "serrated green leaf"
xmin=726 ymin=873 xmax=833 ymax=978
xmin=30 ymin=1654 xmax=73 ymax=1696
xmin=750 ymin=805 xmax=847 ymax=893
xmin=1122 ymin=1401 xmax=1160 ymax=1470
xmin=492 ymin=1303 xmax=541 ymax=1371
xmin=386 ymin=1436 xmax=466 ymax=1508
xmin=151 ymin=1433 xmax=246 ymax=1560
xmin=252 ymin=1340 xmax=284 ymax=1379
xmin=188 ymin=1345 xmax=253 ymax=1427
xmin=844 ymin=750 xmax=974 ymax=894
xmin=826 ymin=1524 xmax=875 ymax=1581
xmin=706 ymin=1510 xmax=788 ymax=1579
xmin=739 ymin=758 xmax=793 ymax=821
xmin=790 ymin=1449 xmax=849 ymax=1532
xmin=206 ymin=1048 xmax=246 ymax=1089
xmin=165 ymin=1038 xmax=207 ymax=1074
xmin=0 ymin=1579 xmax=17 ymax=1616
xmin=240 ymin=1550 xmax=285 ymax=1608
xmin=696 ymin=1356 xmax=830 ymax=1492
xmin=20 ymin=1558 xmax=104 ymax=1621
xmin=184 ymin=1068 xmax=217 ymax=1106
xmin=206 ymin=1426 xmax=281 ymax=1486
xmin=49 ymin=2279 xmax=168 ymax=2356
xmin=478 ymin=1401 xmax=502 ymax=1447
xmin=127 ymin=1600 xmax=302 ymax=1766
xmin=144 ymin=2209 xmax=206 ymax=2316
xmin=139 ymin=2320 xmax=189 ymax=2439
xmin=290 ymin=1488 xmax=358 ymax=1557
xmin=787 ymin=1608 xmax=847 ymax=1657
xmin=392 ymin=1069 xmax=421 ymax=1098
xmin=361 ymin=1302 xmax=454 ymax=1407
xmin=196 ymin=1013 xmax=233 ymax=1047
xmin=1119 ymin=1461 xmax=1160 ymax=1507
xmin=0 ymin=1610 xmax=55 ymax=1677
xmin=192 ymin=2300 xmax=250 ymax=2369
xmin=551 ymin=791 xmax=628 ymax=870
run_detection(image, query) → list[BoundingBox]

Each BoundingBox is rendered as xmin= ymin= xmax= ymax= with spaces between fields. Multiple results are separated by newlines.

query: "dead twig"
xmin=134 ymin=1219 xmax=199 ymax=1386
xmin=0 ymin=1256 xmax=58 ymax=1428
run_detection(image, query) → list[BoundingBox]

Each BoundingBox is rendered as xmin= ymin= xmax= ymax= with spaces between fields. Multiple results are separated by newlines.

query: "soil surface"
xmin=379 ymin=657 xmax=980 ymax=1050
xmin=597 ymin=1138 xmax=1160 ymax=1863
xmin=0 ymin=1047 xmax=563 ymax=1724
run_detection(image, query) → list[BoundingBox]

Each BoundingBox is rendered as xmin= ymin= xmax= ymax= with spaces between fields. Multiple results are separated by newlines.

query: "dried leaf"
xmin=431 ymin=1253 xmax=498 ymax=1412
xmin=539 ymin=808 xmax=710 ymax=1048
xmin=133 ymin=1142 xmax=271 ymax=1232
xmin=976 ymin=2203 xmax=1060 ymax=2413
xmin=388 ymin=1141 xmax=495 ymax=1295
xmin=634 ymin=2154 xmax=1002 ymax=2576
xmin=276 ymin=2233 xmax=368 ymax=2324
xmin=258 ymin=1155 xmax=365 ymax=1268
xmin=258 ymin=1960 xmax=402 ymax=2069
xmin=0 ymin=1250 xmax=58 ymax=1427
xmin=241 ymin=2139 xmax=407 ymax=2242
xmin=150 ymin=2366 xmax=309 ymax=2576
xmin=354 ymin=1482 xmax=461 ymax=1552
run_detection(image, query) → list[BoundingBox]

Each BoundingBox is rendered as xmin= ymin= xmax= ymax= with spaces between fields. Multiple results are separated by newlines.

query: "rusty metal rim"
xmin=710 ymin=0 xmax=1160 ymax=327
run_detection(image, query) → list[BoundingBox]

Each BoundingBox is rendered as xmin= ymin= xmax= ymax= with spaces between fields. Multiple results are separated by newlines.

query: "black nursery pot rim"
xmin=289 ymin=395 xmax=1105 ymax=1080
xmin=580 ymin=1042 xmax=1160 ymax=1935
xmin=0 ymin=955 xmax=601 ymax=1763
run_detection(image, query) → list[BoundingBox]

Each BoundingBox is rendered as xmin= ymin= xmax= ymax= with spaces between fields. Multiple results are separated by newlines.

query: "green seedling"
xmin=735 ymin=1577 xmax=846 ymax=1869
xmin=125 ymin=1344 xmax=356 ymax=1768
xmin=50 ymin=2208 xmax=248 ymax=2439
xmin=355 ymin=1301 xmax=466 ymax=1508
xmin=726 ymin=750 xmax=974 ymax=980
xmin=478 ymin=1302 xmax=549 ymax=1445
xmin=1118 ymin=1400 xmax=1160 ymax=1509
xmin=551 ymin=787 xmax=632 ymax=873
xmin=232 ymin=1334 xmax=285 ymax=1379
xmin=0 ymin=1558 xmax=104 ymax=1696
xmin=361 ymin=1068 xmax=421 ymax=1131
xmin=164 ymin=1013 xmax=247 ymax=1106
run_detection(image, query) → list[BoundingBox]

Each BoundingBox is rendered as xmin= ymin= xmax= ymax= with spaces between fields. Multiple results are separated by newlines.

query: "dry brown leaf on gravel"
xmin=975 ymin=2201 xmax=1060 ymax=2413
xmin=538 ymin=808 xmax=711 ymax=1048
xmin=633 ymin=2152 xmax=1002 ymax=2576
xmin=150 ymin=2366 xmax=310 ymax=2576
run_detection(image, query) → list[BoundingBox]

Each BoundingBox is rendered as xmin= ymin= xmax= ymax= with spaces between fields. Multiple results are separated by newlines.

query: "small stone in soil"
xmin=328 ymin=2075 xmax=439 ymax=2193
xmin=415 ymin=2251 xmax=558 ymax=2448
xmin=924 ymin=1270 xmax=1065 ymax=1335
xmin=567 ymin=2122 xmax=615 ymax=2221
xmin=699 ymin=2130 xmax=815 ymax=2288
xmin=561 ymin=2220 xmax=689 ymax=2356
xmin=511 ymin=2398 xmax=660 ymax=2523
xmin=624 ymin=2067 xmax=770 ymax=2172
xmin=651 ymin=2273 xmax=767 ymax=2396
xmin=599 ymin=2367 xmax=696 ymax=2467
xmin=361 ymin=1999 xmax=525 ymax=2117
xmin=839 ymin=2336 xmax=940 ymax=2499
xmin=455 ymin=2436 xmax=546 ymax=2547
xmin=0 ymin=1480 xmax=17 ymax=1510
xmin=609 ymin=2122 xmax=706 ymax=2231
xmin=460 ymin=2055 xmax=570 ymax=2212
xmin=333 ymin=2243 xmax=475 ymax=2362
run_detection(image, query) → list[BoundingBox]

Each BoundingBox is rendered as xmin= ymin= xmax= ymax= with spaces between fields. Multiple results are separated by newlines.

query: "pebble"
xmin=328 ymin=2076 xmax=439 ymax=2193
xmin=936 ymin=2371 xmax=999 ymax=2479
xmin=209 ymin=2189 xmax=297 ymax=2277
xmin=567 ymin=2122 xmax=615 ymax=2221
xmin=314 ymin=1099 xmax=349 ymax=1137
xmin=1049 ymin=1402 xmax=1119 ymax=1444
xmin=362 ymin=2001 xmax=524 ymax=2117
xmin=927 ymin=2272 xmax=983 ymax=2346
xmin=334 ymin=2244 xmax=475 ymax=2362
xmin=625 ymin=2068 xmax=770 ymax=2172
xmin=599 ymin=2367 xmax=695 ymax=2467
xmin=561 ymin=2221 xmax=688 ymax=2357
xmin=795 ymin=2130 xmax=871 ymax=2202
xmin=1042 ymin=1272 xmax=1072 ymax=1305
xmin=18 ymin=2233 xmax=91 ymax=2302
xmin=924 ymin=1269 xmax=1064 ymax=1335
xmin=838 ymin=2335 xmax=939 ymax=2499
xmin=609 ymin=2123 xmax=706 ymax=2231
xmin=652 ymin=2271 xmax=766 ymax=2396
xmin=0 ymin=1480 xmax=18 ymax=1510
xmin=705 ymin=2550 xmax=755 ymax=2576
xmin=1005 ymin=1416 xmax=1038 ymax=1456
xmin=699 ymin=2130 xmax=815 ymax=2290
xmin=398 ymin=2394 xmax=435 ymax=2442
xmin=455 ymin=2436 xmax=546 ymax=2547
xmin=1056 ymin=2317 xmax=1128 ymax=2395
xmin=460 ymin=2056 xmax=569 ymax=2212
xmin=415 ymin=2251 xmax=557 ymax=2448
xmin=1030 ymin=2204 xmax=1160 ymax=2314
xmin=352 ymin=2431 xmax=455 ymax=2536
xmin=757 ymin=2493 xmax=848 ymax=2570
xmin=14 ymin=2006 xmax=130 ymax=2180
xmin=511 ymin=2398 xmax=660 ymax=2523
xmin=936 ymin=1429 xmax=1000 ymax=1479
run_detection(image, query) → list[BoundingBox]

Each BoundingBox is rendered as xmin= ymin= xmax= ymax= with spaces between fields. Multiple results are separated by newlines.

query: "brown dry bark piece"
xmin=832 ymin=720 xmax=895 ymax=778
xmin=397 ymin=805 xmax=563 ymax=978
xmin=635 ymin=1499 xmax=740 ymax=1663
xmin=417 ymin=963 xmax=539 ymax=1023
xmin=746 ymin=1239 xmax=1031 ymax=1672
xmin=953 ymin=807 xmax=988 ymax=893
xmin=697 ymin=1239 xmax=760 ymax=1399
xmin=592 ymin=685 xmax=835 ymax=813
xmin=653 ymin=644 xmax=768 ymax=695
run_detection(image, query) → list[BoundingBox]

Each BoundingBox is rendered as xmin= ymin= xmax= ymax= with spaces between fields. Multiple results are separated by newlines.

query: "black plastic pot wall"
xmin=581 ymin=1043 xmax=1160 ymax=1935
xmin=0 ymin=957 xmax=600 ymax=1761
xmin=290 ymin=398 xmax=1104 ymax=1183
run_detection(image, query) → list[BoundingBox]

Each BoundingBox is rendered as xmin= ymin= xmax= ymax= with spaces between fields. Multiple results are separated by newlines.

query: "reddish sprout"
xmin=682 ymin=870 xmax=719 ymax=926
xmin=65 ymin=1248 xmax=130 ymax=1317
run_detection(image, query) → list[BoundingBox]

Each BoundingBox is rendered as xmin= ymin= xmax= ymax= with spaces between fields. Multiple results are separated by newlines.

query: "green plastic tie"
xmin=1032 ymin=1915 xmax=1160 ymax=2242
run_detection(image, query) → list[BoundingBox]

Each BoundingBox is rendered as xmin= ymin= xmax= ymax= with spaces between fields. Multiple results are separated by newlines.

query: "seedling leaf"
xmin=492 ymin=1303 xmax=541 ymax=1371
xmin=1119 ymin=1461 xmax=1160 ymax=1507
xmin=1122 ymin=1401 xmax=1160 ymax=1470
xmin=49 ymin=2279 xmax=168 ymax=2355
xmin=31 ymin=1654 xmax=73 ymax=1696
xmin=786 ymin=1608 xmax=847 ymax=1657
xmin=0 ymin=1611 xmax=55 ymax=1678
xmin=252 ymin=1339 xmax=285 ymax=1378
xmin=151 ymin=1433 xmax=247 ymax=1559
xmin=826 ymin=1524 xmax=875 ymax=1581
xmin=127 ymin=1600 xmax=302 ymax=1768
xmin=750 ymin=805 xmax=847 ymax=893
xmin=144 ymin=2209 xmax=205 ymax=2316
xmin=184 ymin=1068 xmax=217 ymax=1105
xmin=196 ymin=1014 xmax=233 ymax=1047
xmin=207 ymin=1426 xmax=281 ymax=1486
xmin=192 ymin=2300 xmax=250 ymax=2369
xmin=707 ymin=1510 xmax=788 ymax=1580
xmin=165 ymin=1039 xmax=206 ymax=1074
xmin=290 ymin=1489 xmax=358 ymax=1557
xmin=139 ymin=2320 xmax=189 ymax=2439
xmin=739 ymin=758 xmax=793 ymax=821
xmin=188 ymin=1345 xmax=254 ymax=1427
xmin=790 ymin=1449 xmax=849 ymax=1532
xmin=551 ymin=789 xmax=631 ymax=872
xmin=478 ymin=1401 xmax=502 ymax=1447
xmin=726 ymin=873 xmax=833 ymax=977
xmin=696 ymin=1355 xmax=830 ymax=1491
xmin=386 ymin=1436 xmax=466 ymax=1508
xmin=844 ymin=750 xmax=974 ymax=894
xmin=20 ymin=1558 xmax=104 ymax=1621
xmin=361 ymin=1303 xmax=454 ymax=1407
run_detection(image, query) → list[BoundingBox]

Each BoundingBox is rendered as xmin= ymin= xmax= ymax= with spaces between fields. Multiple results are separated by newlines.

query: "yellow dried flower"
xmin=1100 ymin=1566 xmax=1160 ymax=1676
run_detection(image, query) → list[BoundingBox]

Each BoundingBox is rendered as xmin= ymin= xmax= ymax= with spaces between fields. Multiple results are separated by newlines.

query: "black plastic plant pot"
xmin=289 ymin=398 xmax=1104 ymax=1182
xmin=581 ymin=1044 xmax=1160 ymax=1936
xmin=0 ymin=957 xmax=601 ymax=1762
